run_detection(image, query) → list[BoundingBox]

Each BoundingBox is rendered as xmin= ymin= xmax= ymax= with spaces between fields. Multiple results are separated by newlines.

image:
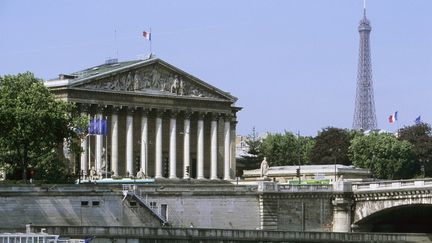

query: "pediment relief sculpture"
xmin=77 ymin=66 xmax=222 ymax=99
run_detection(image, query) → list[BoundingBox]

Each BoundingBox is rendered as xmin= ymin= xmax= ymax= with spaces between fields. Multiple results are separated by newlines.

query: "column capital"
xmin=170 ymin=109 xmax=180 ymax=118
xmin=127 ymin=106 xmax=138 ymax=113
xmin=197 ymin=112 xmax=206 ymax=120
xmin=141 ymin=108 xmax=150 ymax=116
xmin=183 ymin=111 xmax=193 ymax=119
xmin=155 ymin=108 xmax=165 ymax=117
xmin=111 ymin=105 xmax=122 ymax=113
xmin=95 ymin=105 xmax=107 ymax=114
xmin=211 ymin=112 xmax=221 ymax=121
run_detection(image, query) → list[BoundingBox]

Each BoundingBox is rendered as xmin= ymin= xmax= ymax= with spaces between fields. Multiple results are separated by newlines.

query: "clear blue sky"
xmin=1 ymin=0 xmax=431 ymax=136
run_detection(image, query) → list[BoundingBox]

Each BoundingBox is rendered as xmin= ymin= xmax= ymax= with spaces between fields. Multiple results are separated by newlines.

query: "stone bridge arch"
xmin=352 ymin=190 xmax=432 ymax=225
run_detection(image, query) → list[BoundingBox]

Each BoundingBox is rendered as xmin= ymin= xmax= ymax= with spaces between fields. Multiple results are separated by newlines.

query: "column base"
xmin=169 ymin=176 xmax=178 ymax=179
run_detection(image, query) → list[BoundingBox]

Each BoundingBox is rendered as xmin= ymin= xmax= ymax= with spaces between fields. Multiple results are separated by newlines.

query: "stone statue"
xmin=151 ymin=68 xmax=160 ymax=87
xmin=179 ymin=78 xmax=185 ymax=95
xmin=89 ymin=166 xmax=97 ymax=180
xmin=171 ymin=75 xmax=180 ymax=94
xmin=136 ymin=168 xmax=146 ymax=179
xmin=260 ymin=157 xmax=269 ymax=178
xmin=133 ymin=72 xmax=140 ymax=91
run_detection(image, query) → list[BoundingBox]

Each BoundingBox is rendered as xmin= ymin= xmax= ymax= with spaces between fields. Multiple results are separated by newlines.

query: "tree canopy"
xmin=349 ymin=132 xmax=417 ymax=180
xmin=398 ymin=123 xmax=432 ymax=177
xmin=0 ymin=72 xmax=86 ymax=182
xmin=259 ymin=131 xmax=313 ymax=166
xmin=309 ymin=127 xmax=355 ymax=165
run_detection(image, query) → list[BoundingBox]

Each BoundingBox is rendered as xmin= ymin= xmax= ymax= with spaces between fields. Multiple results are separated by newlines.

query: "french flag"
xmin=388 ymin=111 xmax=398 ymax=124
xmin=143 ymin=31 xmax=151 ymax=41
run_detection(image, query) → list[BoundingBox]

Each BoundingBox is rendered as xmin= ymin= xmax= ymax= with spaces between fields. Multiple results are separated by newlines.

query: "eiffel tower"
xmin=352 ymin=5 xmax=377 ymax=131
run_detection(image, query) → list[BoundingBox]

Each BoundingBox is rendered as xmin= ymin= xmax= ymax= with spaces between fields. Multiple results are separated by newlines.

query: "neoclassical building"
xmin=45 ymin=56 xmax=240 ymax=180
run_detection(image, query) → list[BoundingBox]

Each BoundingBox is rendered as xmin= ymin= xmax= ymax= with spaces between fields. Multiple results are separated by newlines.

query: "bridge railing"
xmin=257 ymin=181 xmax=335 ymax=192
xmin=352 ymin=178 xmax=432 ymax=192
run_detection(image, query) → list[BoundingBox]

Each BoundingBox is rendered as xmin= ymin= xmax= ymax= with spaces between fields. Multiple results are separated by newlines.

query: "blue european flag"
xmin=88 ymin=119 xmax=107 ymax=135
xmin=415 ymin=116 xmax=421 ymax=125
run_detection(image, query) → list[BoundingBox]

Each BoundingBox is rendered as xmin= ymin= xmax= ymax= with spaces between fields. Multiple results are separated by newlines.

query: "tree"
xmin=349 ymin=132 xmax=417 ymax=180
xmin=259 ymin=131 xmax=313 ymax=166
xmin=239 ymin=127 xmax=262 ymax=170
xmin=0 ymin=72 xmax=86 ymax=182
xmin=245 ymin=127 xmax=261 ymax=156
xmin=309 ymin=127 xmax=355 ymax=165
xmin=398 ymin=123 xmax=432 ymax=177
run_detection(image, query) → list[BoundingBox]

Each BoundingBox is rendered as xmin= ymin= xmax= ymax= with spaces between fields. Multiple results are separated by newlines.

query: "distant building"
xmin=243 ymin=164 xmax=372 ymax=183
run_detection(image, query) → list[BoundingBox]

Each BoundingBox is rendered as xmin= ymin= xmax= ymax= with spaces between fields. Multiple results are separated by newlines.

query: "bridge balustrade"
xmin=352 ymin=178 xmax=432 ymax=192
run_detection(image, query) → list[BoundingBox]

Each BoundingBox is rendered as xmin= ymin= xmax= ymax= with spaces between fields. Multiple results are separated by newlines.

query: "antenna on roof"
xmin=363 ymin=0 xmax=367 ymax=16
xmin=114 ymin=28 xmax=119 ymax=59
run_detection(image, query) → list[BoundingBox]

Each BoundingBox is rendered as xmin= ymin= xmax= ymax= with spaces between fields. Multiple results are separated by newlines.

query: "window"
xmin=92 ymin=201 xmax=100 ymax=206
xmin=81 ymin=201 xmax=89 ymax=207
xmin=129 ymin=201 xmax=137 ymax=207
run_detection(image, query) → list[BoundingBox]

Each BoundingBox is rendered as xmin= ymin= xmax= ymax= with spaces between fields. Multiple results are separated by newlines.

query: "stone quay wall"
xmin=0 ymin=182 xmax=342 ymax=232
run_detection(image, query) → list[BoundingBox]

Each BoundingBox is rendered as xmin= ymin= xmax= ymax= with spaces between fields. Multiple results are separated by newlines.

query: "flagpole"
xmin=105 ymin=116 xmax=108 ymax=179
xmin=150 ymin=27 xmax=152 ymax=55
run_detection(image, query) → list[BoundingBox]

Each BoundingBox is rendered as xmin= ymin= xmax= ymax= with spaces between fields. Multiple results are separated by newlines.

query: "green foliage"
xmin=398 ymin=123 xmax=432 ymax=177
xmin=33 ymin=150 xmax=75 ymax=184
xmin=240 ymin=127 xmax=262 ymax=170
xmin=349 ymin=132 xmax=417 ymax=179
xmin=245 ymin=127 xmax=261 ymax=156
xmin=0 ymin=72 xmax=87 ymax=182
xmin=259 ymin=131 xmax=314 ymax=166
xmin=297 ymin=135 xmax=315 ymax=165
xmin=309 ymin=127 xmax=353 ymax=165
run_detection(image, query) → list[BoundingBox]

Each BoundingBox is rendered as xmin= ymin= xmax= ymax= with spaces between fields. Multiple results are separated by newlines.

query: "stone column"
xmin=169 ymin=111 xmax=178 ymax=179
xmin=95 ymin=110 xmax=103 ymax=174
xmin=79 ymin=105 xmax=89 ymax=179
xmin=140 ymin=109 xmax=149 ymax=177
xmin=183 ymin=112 xmax=191 ymax=179
xmin=332 ymin=196 xmax=354 ymax=232
xmin=223 ymin=115 xmax=231 ymax=180
xmin=230 ymin=120 xmax=238 ymax=179
xmin=111 ymin=107 xmax=119 ymax=177
xmin=155 ymin=110 xmax=163 ymax=179
xmin=80 ymin=136 xmax=88 ymax=178
xmin=197 ymin=113 xmax=205 ymax=179
xmin=210 ymin=114 xmax=218 ymax=180
xmin=126 ymin=108 xmax=134 ymax=177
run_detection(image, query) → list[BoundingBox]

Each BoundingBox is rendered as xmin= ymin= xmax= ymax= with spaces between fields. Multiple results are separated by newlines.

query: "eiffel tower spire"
xmin=352 ymin=3 xmax=377 ymax=131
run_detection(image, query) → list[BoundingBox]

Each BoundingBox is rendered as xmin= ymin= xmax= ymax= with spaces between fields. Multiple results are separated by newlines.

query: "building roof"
xmin=44 ymin=56 xmax=238 ymax=103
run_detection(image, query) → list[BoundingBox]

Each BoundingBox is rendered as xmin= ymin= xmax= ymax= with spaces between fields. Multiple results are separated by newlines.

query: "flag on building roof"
xmin=143 ymin=31 xmax=151 ymax=41
xmin=388 ymin=111 xmax=398 ymax=124
xmin=415 ymin=115 xmax=421 ymax=125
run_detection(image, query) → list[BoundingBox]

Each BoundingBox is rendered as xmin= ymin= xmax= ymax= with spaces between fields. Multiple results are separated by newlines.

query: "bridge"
xmin=351 ymin=179 xmax=432 ymax=233
xmin=257 ymin=179 xmax=432 ymax=233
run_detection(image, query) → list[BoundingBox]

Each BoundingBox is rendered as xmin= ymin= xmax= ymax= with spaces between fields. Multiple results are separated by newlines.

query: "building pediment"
xmin=65 ymin=58 xmax=235 ymax=102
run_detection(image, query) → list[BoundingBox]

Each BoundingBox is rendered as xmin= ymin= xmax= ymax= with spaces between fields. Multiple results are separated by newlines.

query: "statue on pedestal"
xmin=89 ymin=166 xmax=97 ymax=180
xmin=136 ymin=168 xmax=146 ymax=179
xmin=260 ymin=157 xmax=269 ymax=178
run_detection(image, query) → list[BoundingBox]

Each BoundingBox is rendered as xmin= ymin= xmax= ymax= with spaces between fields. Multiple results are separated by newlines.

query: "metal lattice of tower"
xmin=352 ymin=7 xmax=377 ymax=131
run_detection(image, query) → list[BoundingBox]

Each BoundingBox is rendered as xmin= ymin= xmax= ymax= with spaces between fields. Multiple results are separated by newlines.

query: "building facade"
xmin=46 ymin=57 xmax=240 ymax=180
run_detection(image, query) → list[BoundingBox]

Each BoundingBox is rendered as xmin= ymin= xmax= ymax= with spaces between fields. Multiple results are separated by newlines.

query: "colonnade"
xmin=79 ymin=105 xmax=235 ymax=180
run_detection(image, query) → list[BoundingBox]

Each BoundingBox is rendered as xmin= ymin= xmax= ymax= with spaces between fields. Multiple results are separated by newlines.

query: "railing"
xmin=278 ymin=184 xmax=333 ymax=192
xmin=122 ymin=184 xmax=168 ymax=225
xmin=30 ymin=226 xmax=430 ymax=242
xmin=352 ymin=179 xmax=432 ymax=192
xmin=257 ymin=181 xmax=335 ymax=192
